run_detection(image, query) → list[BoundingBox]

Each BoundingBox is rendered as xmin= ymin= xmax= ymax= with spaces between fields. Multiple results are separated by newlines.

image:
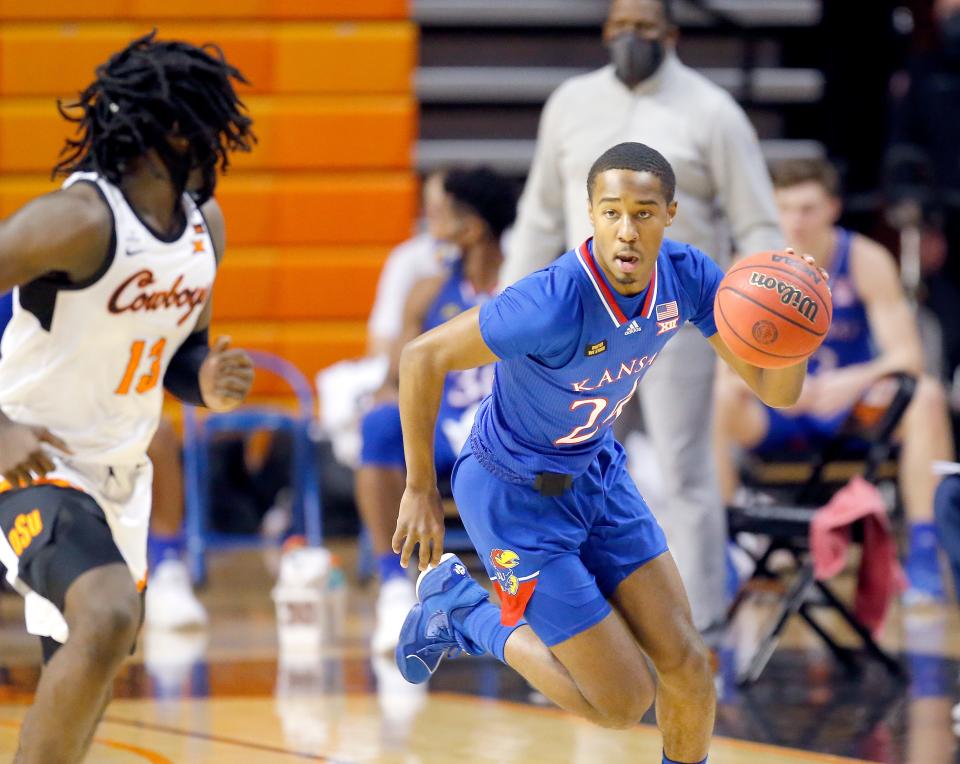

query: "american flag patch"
xmin=655 ymin=301 xmax=678 ymax=320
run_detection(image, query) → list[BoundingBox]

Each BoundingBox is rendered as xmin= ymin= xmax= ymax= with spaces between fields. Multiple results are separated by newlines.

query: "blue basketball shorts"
xmin=359 ymin=402 xmax=459 ymax=478
xmin=451 ymin=437 xmax=669 ymax=646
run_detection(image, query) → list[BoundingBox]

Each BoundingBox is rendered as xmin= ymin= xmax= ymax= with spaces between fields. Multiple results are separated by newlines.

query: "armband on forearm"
xmin=164 ymin=328 xmax=209 ymax=406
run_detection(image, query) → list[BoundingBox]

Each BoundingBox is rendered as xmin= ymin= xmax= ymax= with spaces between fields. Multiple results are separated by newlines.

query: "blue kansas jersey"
xmin=808 ymin=227 xmax=873 ymax=375
xmin=360 ymin=258 xmax=493 ymax=473
xmin=471 ymin=238 xmax=723 ymax=481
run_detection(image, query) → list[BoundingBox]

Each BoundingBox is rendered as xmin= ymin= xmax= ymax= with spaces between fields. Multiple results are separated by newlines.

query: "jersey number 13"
xmin=115 ymin=338 xmax=167 ymax=395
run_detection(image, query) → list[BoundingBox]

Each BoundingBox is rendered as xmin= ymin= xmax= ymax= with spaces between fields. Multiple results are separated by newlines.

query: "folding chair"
xmin=725 ymin=372 xmax=917 ymax=686
xmin=183 ymin=351 xmax=322 ymax=585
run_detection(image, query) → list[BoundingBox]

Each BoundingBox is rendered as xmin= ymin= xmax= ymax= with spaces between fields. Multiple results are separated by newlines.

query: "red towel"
xmin=809 ymin=476 xmax=906 ymax=635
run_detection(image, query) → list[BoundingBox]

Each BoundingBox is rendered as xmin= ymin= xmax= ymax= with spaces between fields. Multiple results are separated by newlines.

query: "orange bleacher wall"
xmin=0 ymin=3 xmax=418 ymax=410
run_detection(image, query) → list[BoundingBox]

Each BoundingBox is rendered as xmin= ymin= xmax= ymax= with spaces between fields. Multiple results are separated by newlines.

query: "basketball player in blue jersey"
xmin=356 ymin=167 xmax=512 ymax=653
xmin=0 ymin=34 xmax=255 ymax=762
xmin=714 ymin=158 xmax=954 ymax=601
xmin=391 ymin=142 xmax=826 ymax=764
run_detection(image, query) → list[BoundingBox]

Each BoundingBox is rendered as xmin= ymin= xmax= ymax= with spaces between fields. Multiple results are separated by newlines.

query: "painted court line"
xmin=0 ymin=719 xmax=174 ymax=764
xmin=102 ymin=716 xmax=333 ymax=762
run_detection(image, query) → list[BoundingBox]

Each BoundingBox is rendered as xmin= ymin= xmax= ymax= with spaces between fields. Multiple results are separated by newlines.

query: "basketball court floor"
xmin=0 ymin=544 xmax=957 ymax=763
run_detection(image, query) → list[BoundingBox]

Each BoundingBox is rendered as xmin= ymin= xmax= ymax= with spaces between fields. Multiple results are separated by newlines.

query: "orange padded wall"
xmin=0 ymin=3 xmax=417 ymax=402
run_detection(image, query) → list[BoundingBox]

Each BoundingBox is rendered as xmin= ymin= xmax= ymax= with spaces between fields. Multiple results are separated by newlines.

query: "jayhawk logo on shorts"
xmin=490 ymin=548 xmax=521 ymax=595
xmin=489 ymin=548 xmax=539 ymax=627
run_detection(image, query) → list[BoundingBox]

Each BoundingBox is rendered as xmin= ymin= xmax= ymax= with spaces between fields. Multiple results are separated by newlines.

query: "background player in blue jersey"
xmin=390 ymin=143 xmax=827 ymax=764
xmin=714 ymin=158 xmax=954 ymax=601
xmin=356 ymin=167 xmax=513 ymax=653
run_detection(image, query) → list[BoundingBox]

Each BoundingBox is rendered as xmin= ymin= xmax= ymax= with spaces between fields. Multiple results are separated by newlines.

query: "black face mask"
xmin=609 ymin=32 xmax=664 ymax=88
xmin=943 ymin=12 xmax=960 ymax=61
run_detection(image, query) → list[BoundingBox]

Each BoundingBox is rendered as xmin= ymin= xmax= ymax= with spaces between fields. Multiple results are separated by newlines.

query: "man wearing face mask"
xmin=502 ymin=0 xmax=783 ymax=632
xmin=355 ymin=167 xmax=514 ymax=654
xmin=887 ymin=0 xmax=960 ymax=386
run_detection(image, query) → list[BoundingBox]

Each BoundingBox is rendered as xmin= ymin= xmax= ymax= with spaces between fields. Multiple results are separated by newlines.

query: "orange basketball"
xmin=714 ymin=250 xmax=832 ymax=369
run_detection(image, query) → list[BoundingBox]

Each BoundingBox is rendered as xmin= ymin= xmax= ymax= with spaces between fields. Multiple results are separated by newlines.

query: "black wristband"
xmin=164 ymin=328 xmax=209 ymax=406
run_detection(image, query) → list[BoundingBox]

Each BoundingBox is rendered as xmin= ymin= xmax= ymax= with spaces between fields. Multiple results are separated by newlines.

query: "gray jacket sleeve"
xmin=500 ymin=88 xmax=569 ymax=286
xmin=707 ymin=97 xmax=784 ymax=255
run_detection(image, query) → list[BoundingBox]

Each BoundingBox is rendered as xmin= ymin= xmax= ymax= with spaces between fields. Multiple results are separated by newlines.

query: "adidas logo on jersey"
xmin=623 ymin=320 xmax=642 ymax=336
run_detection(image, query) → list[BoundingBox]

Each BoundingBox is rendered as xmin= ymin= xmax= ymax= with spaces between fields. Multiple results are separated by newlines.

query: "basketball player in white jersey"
xmin=0 ymin=33 xmax=256 ymax=762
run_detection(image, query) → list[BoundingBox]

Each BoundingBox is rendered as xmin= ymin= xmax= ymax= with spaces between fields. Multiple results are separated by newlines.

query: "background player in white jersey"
xmin=0 ymin=33 xmax=255 ymax=763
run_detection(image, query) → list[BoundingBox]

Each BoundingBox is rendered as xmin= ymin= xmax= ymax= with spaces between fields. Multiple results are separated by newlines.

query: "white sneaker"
xmin=144 ymin=559 xmax=208 ymax=630
xmin=371 ymin=576 xmax=417 ymax=654
xmin=276 ymin=546 xmax=332 ymax=591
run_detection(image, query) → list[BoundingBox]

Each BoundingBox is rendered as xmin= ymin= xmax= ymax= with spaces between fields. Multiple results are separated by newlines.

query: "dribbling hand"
xmin=199 ymin=336 xmax=255 ymax=412
xmin=787 ymin=247 xmax=831 ymax=288
xmin=0 ymin=419 xmax=69 ymax=487
xmin=392 ymin=486 xmax=445 ymax=571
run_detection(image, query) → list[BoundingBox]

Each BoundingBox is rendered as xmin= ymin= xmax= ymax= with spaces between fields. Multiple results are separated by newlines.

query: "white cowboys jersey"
xmin=0 ymin=171 xmax=217 ymax=466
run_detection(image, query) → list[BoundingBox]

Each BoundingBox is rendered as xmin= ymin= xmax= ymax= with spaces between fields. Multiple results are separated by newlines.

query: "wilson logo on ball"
xmin=748 ymin=272 xmax=819 ymax=323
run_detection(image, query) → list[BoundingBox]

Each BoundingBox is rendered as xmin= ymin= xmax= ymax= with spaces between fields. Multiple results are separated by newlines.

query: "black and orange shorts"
xmin=0 ymin=483 xmax=125 ymax=614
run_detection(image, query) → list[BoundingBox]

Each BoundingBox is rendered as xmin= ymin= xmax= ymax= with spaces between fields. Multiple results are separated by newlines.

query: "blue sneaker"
xmin=395 ymin=553 xmax=489 ymax=683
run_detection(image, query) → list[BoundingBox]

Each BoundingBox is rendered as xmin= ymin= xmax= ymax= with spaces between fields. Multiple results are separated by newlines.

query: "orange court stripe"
xmin=0 ymin=720 xmax=174 ymax=764
xmin=101 ymin=715 xmax=330 ymax=761
xmin=92 ymin=738 xmax=173 ymax=764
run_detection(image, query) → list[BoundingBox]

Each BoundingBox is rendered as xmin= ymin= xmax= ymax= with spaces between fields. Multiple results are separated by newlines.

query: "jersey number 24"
xmin=554 ymin=378 xmax=639 ymax=446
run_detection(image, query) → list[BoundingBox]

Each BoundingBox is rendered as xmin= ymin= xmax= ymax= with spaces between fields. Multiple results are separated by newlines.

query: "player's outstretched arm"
xmin=708 ymin=333 xmax=807 ymax=408
xmin=393 ymin=306 xmax=499 ymax=570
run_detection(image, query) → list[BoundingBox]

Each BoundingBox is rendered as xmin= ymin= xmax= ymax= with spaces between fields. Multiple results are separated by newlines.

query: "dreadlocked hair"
xmin=53 ymin=31 xmax=255 ymax=181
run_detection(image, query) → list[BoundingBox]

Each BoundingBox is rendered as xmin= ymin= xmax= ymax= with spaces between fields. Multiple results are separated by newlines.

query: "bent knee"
xmin=592 ymin=692 xmax=654 ymax=730
xmin=68 ymin=588 xmax=141 ymax=658
xmin=587 ymin=679 xmax=655 ymax=730
xmin=653 ymin=633 xmax=714 ymax=685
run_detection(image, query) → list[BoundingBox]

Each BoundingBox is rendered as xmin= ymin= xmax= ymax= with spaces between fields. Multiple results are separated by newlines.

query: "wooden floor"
xmin=0 ymin=543 xmax=957 ymax=763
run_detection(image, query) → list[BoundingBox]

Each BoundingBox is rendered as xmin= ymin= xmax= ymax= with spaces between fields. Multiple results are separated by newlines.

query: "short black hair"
xmin=587 ymin=142 xmax=676 ymax=202
xmin=444 ymin=167 xmax=517 ymax=239
xmin=53 ymin=31 xmax=255 ymax=181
